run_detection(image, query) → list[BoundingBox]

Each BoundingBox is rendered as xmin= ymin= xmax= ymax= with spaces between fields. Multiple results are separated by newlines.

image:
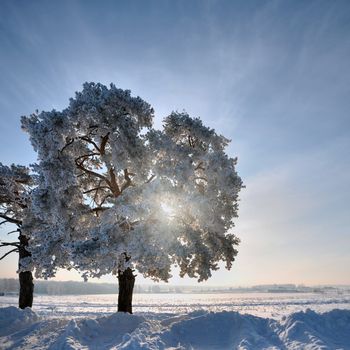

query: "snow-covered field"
xmin=1 ymin=292 xmax=350 ymax=349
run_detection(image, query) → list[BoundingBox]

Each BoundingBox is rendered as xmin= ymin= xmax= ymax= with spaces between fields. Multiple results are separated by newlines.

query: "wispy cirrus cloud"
xmin=0 ymin=0 xmax=349 ymax=284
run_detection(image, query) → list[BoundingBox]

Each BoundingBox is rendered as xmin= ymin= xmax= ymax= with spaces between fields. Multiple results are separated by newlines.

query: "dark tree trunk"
xmin=18 ymin=233 xmax=34 ymax=309
xmin=117 ymin=267 xmax=135 ymax=313
xmin=19 ymin=271 xmax=34 ymax=309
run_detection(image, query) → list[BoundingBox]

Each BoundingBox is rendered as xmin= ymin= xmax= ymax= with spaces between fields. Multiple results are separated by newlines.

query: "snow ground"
xmin=2 ymin=292 xmax=350 ymax=319
xmin=1 ymin=293 xmax=350 ymax=349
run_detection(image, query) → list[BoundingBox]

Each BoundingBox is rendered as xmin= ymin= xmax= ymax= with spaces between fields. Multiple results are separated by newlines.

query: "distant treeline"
xmin=0 ymin=279 xmax=182 ymax=295
xmin=1 ymin=279 xmax=347 ymax=295
xmin=0 ymin=278 xmax=115 ymax=295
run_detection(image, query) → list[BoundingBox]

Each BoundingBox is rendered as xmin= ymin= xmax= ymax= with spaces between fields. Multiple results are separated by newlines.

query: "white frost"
xmin=21 ymin=82 xmax=243 ymax=283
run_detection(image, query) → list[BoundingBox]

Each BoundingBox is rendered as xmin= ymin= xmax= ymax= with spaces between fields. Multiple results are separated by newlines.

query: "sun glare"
xmin=161 ymin=202 xmax=175 ymax=216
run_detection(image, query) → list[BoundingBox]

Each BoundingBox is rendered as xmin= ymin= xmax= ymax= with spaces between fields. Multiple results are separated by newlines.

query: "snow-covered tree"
xmin=22 ymin=82 xmax=243 ymax=313
xmin=0 ymin=163 xmax=34 ymax=309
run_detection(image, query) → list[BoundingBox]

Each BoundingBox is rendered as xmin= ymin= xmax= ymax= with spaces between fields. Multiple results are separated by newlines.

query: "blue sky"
xmin=1 ymin=0 xmax=349 ymax=285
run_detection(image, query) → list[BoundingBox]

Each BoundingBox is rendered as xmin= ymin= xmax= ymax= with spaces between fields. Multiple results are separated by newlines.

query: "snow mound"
xmin=278 ymin=308 xmax=350 ymax=349
xmin=54 ymin=312 xmax=149 ymax=349
xmin=161 ymin=310 xmax=283 ymax=349
xmin=0 ymin=306 xmax=40 ymax=336
xmin=0 ymin=307 xmax=350 ymax=349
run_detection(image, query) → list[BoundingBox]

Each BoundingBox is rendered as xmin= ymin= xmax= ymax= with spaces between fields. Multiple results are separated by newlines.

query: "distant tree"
xmin=0 ymin=163 xmax=34 ymax=308
xmin=22 ymin=82 xmax=243 ymax=313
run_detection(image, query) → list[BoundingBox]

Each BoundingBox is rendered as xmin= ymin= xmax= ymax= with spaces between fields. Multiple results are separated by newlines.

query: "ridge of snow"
xmin=1 ymin=307 xmax=350 ymax=349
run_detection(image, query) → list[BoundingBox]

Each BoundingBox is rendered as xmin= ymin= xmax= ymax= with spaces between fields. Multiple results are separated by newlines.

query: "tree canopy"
xmin=21 ymin=82 xmax=243 ymax=284
xmin=0 ymin=163 xmax=33 ymax=261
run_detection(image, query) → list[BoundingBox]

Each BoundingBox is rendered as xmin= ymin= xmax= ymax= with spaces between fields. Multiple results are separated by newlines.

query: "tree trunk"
xmin=18 ymin=233 xmax=34 ymax=309
xmin=19 ymin=271 xmax=34 ymax=309
xmin=117 ymin=267 xmax=135 ymax=313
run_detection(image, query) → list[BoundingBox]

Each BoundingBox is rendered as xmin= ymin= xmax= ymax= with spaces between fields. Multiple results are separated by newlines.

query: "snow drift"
xmin=0 ymin=307 xmax=349 ymax=349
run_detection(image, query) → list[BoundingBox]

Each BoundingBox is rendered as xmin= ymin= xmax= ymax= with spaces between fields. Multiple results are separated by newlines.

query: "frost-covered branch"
xmin=100 ymin=133 xmax=110 ymax=155
xmin=108 ymin=168 xmax=120 ymax=196
xmin=75 ymin=158 xmax=111 ymax=185
xmin=120 ymin=169 xmax=134 ymax=192
xmin=75 ymin=152 xmax=100 ymax=163
xmin=145 ymin=174 xmax=156 ymax=184
xmin=79 ymin=136 xmax=101 ymax=154
xmin=83 ymin=186 xmax=110 ymax=194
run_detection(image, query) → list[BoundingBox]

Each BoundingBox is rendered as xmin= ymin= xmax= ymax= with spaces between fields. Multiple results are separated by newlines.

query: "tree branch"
xmin=75 ymin=160 xmax=111 ymax=186
xmin=195 ymin=177 xmax=208 ymax=182
xmin=100 ymin=133 xmax=110 ymax=156
xmin=0 ymin=214 xmax=21 ymax=226
xmin=75 ymin=152 xmax=100 ymax=163
xmin=60 ymin=138 xmax=74 ymax=153
xmin=99 ymin=194 xmax=113 ymax=207
xmin=188 ymin=135 xmax=196 ymax=148
xmin=7 ymin=230 xmax=20 ymax=235
xmin=145 ymin=174 xmax=156 ymax=184
xmin=83 ymin=186 xmax=110 ymax=194
xmin=92 ymin=180 xmax=102 ymax=204
xmin=188 ymin=135 xmax=193 ymax=147
xmin=195 ymin=162 xmax=205 ymax=171
xmin=79 ymin=136 xmax=101 ymax=153
xmin=0 ymin=248 xmax=18 ymax=261
xmin=108 ymin=168 xmax=120 ymax=196
xmin=120 ymin=169 xmax=133 ymax=192
xmin=91 ymin=207 xmax=109 ymax=213
xmin=0 ymin=242 xmax=19 ymax=247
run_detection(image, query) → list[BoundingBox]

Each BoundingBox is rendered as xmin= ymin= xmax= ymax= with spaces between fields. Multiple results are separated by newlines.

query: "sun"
xmin=161 ymin=202 xmax=175 ymax=216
